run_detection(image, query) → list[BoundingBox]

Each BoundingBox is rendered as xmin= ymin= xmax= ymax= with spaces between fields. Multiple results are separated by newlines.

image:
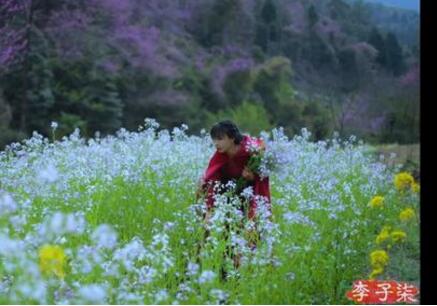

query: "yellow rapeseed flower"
xmin=376 ymin=226 xmax=391 ymax=245
xmin=394 ymin=172 xmax=415 ymax=192
xmin=369 ymin=195 xmax=384 ymax=208
xmin=370 ymin=250 xmax=389 ymax=269
xmin=39 ymin=244 xmax=66 ymax=279
xmin=399 ymin=208 xmax=415 ymax=222
xmin=369 ymin=266 xmax=384 ymax=280
xmin=412 ymin=182 xmax=420 ymax=193
xmin=391 ymin=230 xmax=407 ymax=243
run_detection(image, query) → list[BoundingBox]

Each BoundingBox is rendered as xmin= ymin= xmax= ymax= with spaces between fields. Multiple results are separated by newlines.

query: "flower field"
xmin=0 ymin=119 xmax=420 ymax=304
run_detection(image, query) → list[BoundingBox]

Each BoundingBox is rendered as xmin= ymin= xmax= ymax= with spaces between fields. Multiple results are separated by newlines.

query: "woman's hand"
xmin=242 ymin=166 xmax=256 ymax=181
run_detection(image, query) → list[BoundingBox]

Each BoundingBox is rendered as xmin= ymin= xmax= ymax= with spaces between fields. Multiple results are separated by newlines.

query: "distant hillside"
xmin=280 ymin=0 xmax=419 ymax=91
xmin=345 ymin=0 xmax=419 ymax=47
xmin=0 ymin=0 xmax=420 ymax=148
xmin=362 ymin=0 xmax=419 ymax=12
xmin=366 ymin=1 xmax=419 ymax=47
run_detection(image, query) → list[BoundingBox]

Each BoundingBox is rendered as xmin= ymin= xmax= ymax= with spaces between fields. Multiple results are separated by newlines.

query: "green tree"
xmin=255 ymin=0 xmax=279 ymax=53
xmin=51 ymin=59 xmax=123 ymax=138
xmin=385 ymin=32 xmax=406 ymax=76
xmin=305 ymin=32 xmax=334 ymax=68
xmin=55 ymin=111 xmax=88 ymax=139
xmin=201 ymin=0 xmax=241 ymax=47
xmin=368 ymin=27 xmax=387 ymax=67
xmin=223 ymin=67 xmax=254 ymax=106
xmin=307 ymin=4 xmax=319 ymax=28
xmin=0 ymin=90 xmax=27 ymax=150
xmin=26 ymin=36 xmax=55 ymax=136
xmin=85 ymin=77 xmax=123 ymax=135
xmin=206 ymin=100 xmax=273 ymax=136
xmin=261 ymin=0 xmax=277 ymax=24
xmin=328 ymin=0 xmax=350 ymax=20
xmin=379 ymin=88 xmax=419 ymax=144
xmin=253 ymin=56 xmax=293 ymax=116
xmin=301 ymin=100 xmax=333 ymax=141
xmin=338 ymin=48 xmax=359 ymax=93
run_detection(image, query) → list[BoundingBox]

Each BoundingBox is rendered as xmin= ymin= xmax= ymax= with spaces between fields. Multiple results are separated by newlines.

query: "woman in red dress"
xmin=195 ymin=120 xmax=271 ymax=274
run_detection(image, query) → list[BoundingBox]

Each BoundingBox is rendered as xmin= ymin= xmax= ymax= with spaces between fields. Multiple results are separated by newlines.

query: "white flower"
xmin=151 ymin=233 xmax=169 ymax=251
xmin=51 ymin=121 xmax=58 ymax=129
xmin=210 ymin=289 xmax=228 ymax=304
xmin=245 ymin=138 xmax=261 ymax=153
xmin=144 ymin=118 xmax=160 ymax=130
xmin=286 ymin=272 xmax=296 ymax=281
xmin=198 ymin=270 xmax=216 ymax=284
xmin=0 ymin=234 xmax=25 ymax=256
xmin=116 ymin=291 xmax=143 ymax=304
xmin=164 ymin=221 xmax=175 ymax=231
xmin=0 ymin=192 xmax=17 ymax=215
xmin=65 ymin=213 xmax=86 ymax=234
xmin=154 ymin=289 xmax=169 ymax=303
xmin=91 ymin=224 xmax=118 ymax=249
xmin=225 ymin=180 xmax=236 ymax=190
xmin=186 ymin=262 xmax=199 ymax=276
xmin=16 ymin=281 xmax=47 ymax=304
xmin=138 ymin=266 xmax=156 ymax=284
xmin=113 ymin=237 xmax=147 ymax=271
xmin=50 ymin=212 xmax=64 ymax=233
xmin=102 ymin=261 xmax=119 ymax=277
xmin=241 ymin=186 xmax=254 ymax=199
xmin=77 ymin=284 xmax=107 ymax=304
xmin=37 ymin=163 xmax=59 ymax=183
xmin=231 ymin=234 xmax=247 ymax=249
xmin=9 ymin=215 xmax=27 ymax=231
xmin=283 ymin=211 xmax=314 ymax=226
xmin=57 ymin=236 xmax=67 ymax=244
xmin=72 ymin=246 xmax=103 ymax=274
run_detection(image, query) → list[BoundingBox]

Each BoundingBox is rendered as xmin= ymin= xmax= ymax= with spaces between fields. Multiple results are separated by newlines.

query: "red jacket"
xmin=200 ymin=135 xmax=271 ymax=220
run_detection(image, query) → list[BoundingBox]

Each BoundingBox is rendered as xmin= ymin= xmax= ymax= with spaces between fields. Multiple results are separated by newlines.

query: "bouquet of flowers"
xmin=245 ymin=138 xmax=267 ymax=177
xmin=246 ymin=137 xmax=281 ymax=179
xmin=235 ymin=137 xmax=279 ymax=193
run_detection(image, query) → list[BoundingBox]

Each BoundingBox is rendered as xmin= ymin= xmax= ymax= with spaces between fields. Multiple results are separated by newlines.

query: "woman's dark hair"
xmin=210 ymin=120 xmax=243 ymax=144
